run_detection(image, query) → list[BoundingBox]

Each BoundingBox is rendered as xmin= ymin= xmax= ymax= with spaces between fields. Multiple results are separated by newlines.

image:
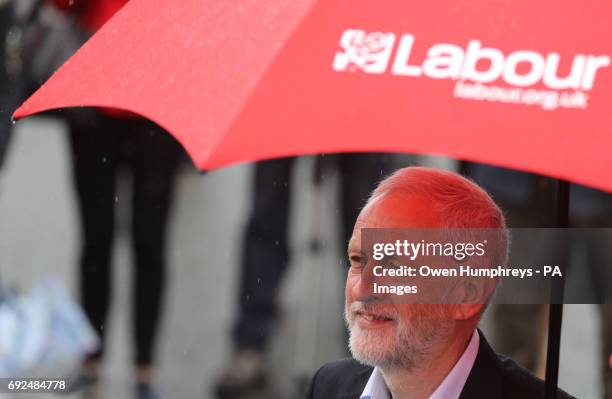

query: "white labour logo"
xmin=332 ymin=30 xmax=396 ymax=74
xmin=333 ymin=29 xmax=610 ymax=91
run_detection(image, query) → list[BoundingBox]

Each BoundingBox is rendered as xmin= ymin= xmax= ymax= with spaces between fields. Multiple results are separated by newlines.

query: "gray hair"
xmin=368 ymin=166 xmax=509 ymax=268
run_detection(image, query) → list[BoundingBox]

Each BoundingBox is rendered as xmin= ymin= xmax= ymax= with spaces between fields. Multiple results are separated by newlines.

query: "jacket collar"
xmin=340 ymin=330 xmax=502 ymax=399
xmin=458 ymin=329 xmax=503 ymax=399
xmin=340 ymin=366 xmax=373 ymax=399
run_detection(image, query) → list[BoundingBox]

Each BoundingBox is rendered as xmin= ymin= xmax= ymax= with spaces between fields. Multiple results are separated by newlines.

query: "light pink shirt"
xmin=360 ymin=330 xmax=480 ymax=399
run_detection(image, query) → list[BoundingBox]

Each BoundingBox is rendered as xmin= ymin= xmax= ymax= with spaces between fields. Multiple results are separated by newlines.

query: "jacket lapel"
xmin=459 ymin=331 xmax=503 ymax=399
xmin=338 ymin=365 xmax=373 ymax=399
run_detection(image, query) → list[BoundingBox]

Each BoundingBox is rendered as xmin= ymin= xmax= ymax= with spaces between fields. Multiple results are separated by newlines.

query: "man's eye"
xmin=349 ymin=254 xmax=366 ymax=270
xmin=349 ymin=251 xmax=370 ymax=272
xmin=349 ymin=256 xmax=360 ymax=268
xmin=384 ymin=260 xmax=401 ymax=269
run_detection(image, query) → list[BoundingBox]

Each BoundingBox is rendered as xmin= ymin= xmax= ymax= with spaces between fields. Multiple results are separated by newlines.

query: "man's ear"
xmin=454 ymin=303 xmax=485 ymax=321
xmin=452 ymin=278 xmax=493 ymax=320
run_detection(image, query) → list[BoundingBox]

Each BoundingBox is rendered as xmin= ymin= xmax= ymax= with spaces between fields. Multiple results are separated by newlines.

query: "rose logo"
xmin=333 ymin=30 xmax=396 ymax=74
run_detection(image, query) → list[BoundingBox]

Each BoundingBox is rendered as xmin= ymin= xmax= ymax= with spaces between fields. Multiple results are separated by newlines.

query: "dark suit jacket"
xmin=306 ymin=332 xmax=576 ymax=399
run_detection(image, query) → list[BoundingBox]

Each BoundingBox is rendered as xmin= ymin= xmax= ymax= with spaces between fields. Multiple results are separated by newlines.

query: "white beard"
xmin=345 ymin=302 xmax=454 ymax=370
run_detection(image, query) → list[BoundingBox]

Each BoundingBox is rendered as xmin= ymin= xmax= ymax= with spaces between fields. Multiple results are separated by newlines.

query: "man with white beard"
xmin=307 ymin=166 xmax=574 ymax=399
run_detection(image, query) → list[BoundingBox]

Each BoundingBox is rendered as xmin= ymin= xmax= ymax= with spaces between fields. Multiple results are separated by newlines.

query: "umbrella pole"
xmin=544 ymin=179 xmax=570 ymax=399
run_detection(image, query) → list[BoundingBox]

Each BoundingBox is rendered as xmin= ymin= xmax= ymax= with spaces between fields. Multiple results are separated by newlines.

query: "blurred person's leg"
xmin=467 ymin=164 xmax=556 ymax=374
xmin=69 ymin=113 xmax=119 ymax=373
xmin=129 ymin=120 xmax=183 ymax=381
xmin=493 ymin=305 xmax=546 ymax=372
xmin=232 ymin=157 xmax=295 ymax=352
xmin=570 ymin=185 xmax=612 ymax=398
xmin=0 ymin=9 xmax=11 ymax=170
xmin=0 ymin=3 xmax=23 ymax=171
xmin=595 ymin=251 xmax=612 ymax=399
xmin=490 ymin=199 xmax=551 ymax=375
xmin=216 ymin=157 xmax=295 ymax=396
xmin=337 ymin=153 xmax=394 ymax=249
xmin=490 ymin=194 xmax=551 ymax=374
xmin=602 ymin=305 xmax=612 ymax=399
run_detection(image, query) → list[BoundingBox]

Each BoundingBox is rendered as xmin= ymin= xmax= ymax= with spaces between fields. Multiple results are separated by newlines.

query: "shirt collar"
xmin=360 ymin=367 xmax=390 ymax=399
xmin=359 ymin=330 xmax=480 ymax=399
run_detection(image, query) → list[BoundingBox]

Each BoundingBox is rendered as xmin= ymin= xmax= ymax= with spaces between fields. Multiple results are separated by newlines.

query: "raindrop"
xmin=274 ymin=240 xmax=279 ymax=246
xmin=114 ymin=196 xmax=119 ymax=203
xmin=102 ymin=156 xmax=107 ymax=163
xmin=257 ymin=278 xmax=261 ymax=285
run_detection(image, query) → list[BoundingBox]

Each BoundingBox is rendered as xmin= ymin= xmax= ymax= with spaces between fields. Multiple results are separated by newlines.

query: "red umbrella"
xmin=12 ymin=1 xmax=612 ymax=397
xmin=13 ymin=0 xmax=612 ymax=194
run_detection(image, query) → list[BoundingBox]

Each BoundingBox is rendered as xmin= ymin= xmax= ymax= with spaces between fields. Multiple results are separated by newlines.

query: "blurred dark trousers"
xmin=499 ymin=197 xmax=612 ymax=399
xmin=69 ymin=115 xmax=183 ymax=366
xmin=0 ymin=3 xmax=23 ymax=170
xmin=471 ymin=165 xmax=612 ymax=398
xmin=232 ymin=154 xmax=393 ymax=351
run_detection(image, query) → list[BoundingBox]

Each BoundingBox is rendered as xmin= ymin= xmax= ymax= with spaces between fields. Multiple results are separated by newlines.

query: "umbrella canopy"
xmin=13 ymin=0 xmax=612 ymax=193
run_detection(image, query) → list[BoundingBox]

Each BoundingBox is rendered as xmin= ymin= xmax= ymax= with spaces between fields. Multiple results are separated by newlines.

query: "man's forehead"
xmin=356 ymin=193 xmax=440 ymax=229
xmin=347 ymin=193 xmax=440 ymax=255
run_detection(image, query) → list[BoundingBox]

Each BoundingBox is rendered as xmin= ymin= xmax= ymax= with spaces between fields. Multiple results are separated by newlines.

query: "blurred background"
xmin=0 ymin=0 xmax=609 ymax=398
xmin=0 ymin=119 xmax=603 ymax=398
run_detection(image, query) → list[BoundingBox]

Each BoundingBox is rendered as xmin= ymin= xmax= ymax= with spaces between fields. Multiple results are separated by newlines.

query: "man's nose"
xmin=350 ymin=268 xmax=379 ymax=303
